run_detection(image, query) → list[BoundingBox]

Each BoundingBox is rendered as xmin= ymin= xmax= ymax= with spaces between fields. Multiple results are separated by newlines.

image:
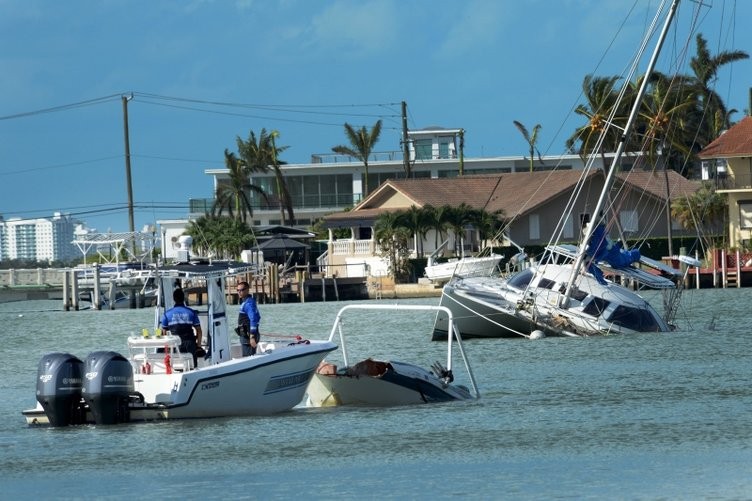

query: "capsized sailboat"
xmin=432 ymin=0 xmax=701 ymax=340
xmin=24 ymin=261 xmax=337 ymax=426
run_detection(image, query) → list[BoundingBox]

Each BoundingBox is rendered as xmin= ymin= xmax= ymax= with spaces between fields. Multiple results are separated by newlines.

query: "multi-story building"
xmin=190 ymin=127 xmax=609 ymax=229
xmin=698 ymin=115 xmax=752 ymax=249
xmin=0 ymin=212 xmax=81 ymax=263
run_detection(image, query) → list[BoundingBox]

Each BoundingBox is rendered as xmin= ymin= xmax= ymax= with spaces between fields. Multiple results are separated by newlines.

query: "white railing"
xmin=331 ymin=239 xmax=376 ymax=256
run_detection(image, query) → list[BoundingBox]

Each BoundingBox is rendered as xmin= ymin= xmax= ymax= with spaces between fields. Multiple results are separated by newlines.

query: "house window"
xmin=438 ymin=140 xmax=450 ymax=159
xmin=414 ymin=139 xmax=432 ymax=160
xmin=563 ymin=214 xmax=574 ymax=240
xmin=620 ymin=210 xmax=638 ymax=233
xmin=529 ymin=214 xmax=540 ymax=240
xmin=739 ymin=201 xmax=752 ymax=229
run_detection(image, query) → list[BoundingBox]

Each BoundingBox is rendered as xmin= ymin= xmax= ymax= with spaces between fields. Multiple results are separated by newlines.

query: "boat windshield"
xmin=582 ymin=297 xmax=610 ymax=317
xmin=606 ymin=305 xmax=662 ymax=332
xmin=507 ymin=269 xmax=534 ymax=290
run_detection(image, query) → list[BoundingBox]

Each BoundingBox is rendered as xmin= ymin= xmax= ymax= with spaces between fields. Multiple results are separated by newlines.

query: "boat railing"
xmin=327 ymin=304 xmax=480 ymax=399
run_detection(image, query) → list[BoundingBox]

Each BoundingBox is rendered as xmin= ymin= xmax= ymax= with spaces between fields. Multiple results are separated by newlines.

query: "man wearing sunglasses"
xmin=236 ymin=281 xmax=261 ymax=356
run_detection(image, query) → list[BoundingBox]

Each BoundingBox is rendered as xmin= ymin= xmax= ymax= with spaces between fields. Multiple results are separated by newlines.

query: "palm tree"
xmin=374 ymin=210 xmax=411 ymax=280
xmin=445 ymin=203 xmax=475 ymax=257
xmin=332 ymin=119 xmax=383 ymax=198
xmin=565 ymin=75 xmax=627 ymax=158
xmin=635 ymin=72 xmax=698 ymax=170
xmin=184 ymin=215 xmax=256 ymax=259
xmin=236 ymin=129 xmax=295 ymax=225
xmin=671 ymin=182 xmax=727 ymax=245
xmin=689 ymin=33 xmax=749 ymax=146
xmin=513 ymin=121 xmax=543 ymax=172
xmin=400 ymin=205 xmax=433 ymax=258
xmin=211 ymin=150 xmax=266 ymax=223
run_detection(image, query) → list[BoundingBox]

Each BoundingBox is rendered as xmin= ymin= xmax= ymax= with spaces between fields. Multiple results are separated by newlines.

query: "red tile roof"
xmin=324 ymin=169 xmax=700 ymax=224
xmin=698 ymin=116 xmax=752 ymax=158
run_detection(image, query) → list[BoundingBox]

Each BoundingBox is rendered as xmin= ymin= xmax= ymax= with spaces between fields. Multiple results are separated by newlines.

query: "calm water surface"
xmin=1 ymin=289 xmax=750 ymax=500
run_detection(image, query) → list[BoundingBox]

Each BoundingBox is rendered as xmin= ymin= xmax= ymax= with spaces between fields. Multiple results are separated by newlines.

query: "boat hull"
xmin=25 ymin=340 xmax=337 ymax=425
xmin=432 ymin=278 xmax=533 ymax=340
xmin=306 ymin=360 xmax=472 ymax=407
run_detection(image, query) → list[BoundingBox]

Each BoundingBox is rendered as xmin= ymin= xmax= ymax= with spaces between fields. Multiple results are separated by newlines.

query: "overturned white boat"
xmin=306 ymin=304 xmax=479 ymax=407
xmin=24 ymin=261 xmax=336 ymax=426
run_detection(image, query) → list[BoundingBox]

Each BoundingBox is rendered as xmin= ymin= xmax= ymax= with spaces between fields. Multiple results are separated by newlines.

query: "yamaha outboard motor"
xmin=36 ymin=353 xmax=85 ymax=427
xmin=82 ymin=351 xmax=134 ymax=425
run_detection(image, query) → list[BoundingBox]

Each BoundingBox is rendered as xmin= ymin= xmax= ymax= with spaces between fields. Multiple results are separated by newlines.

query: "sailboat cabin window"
xmin=507 ymin=269 xmax=534 ymax=289
xmin=739 ymin=201 xmax=752 ymax=229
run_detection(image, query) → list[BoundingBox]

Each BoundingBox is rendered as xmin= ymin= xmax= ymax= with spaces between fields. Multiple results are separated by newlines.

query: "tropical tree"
xmin=423 ymin=204 xmax=452 ymax=249
xmin=374 ymin=210 xmax=411 ymax=281
xmin=444 ymin=203 xmax=476 ymax=256
xmin=470 ymin=208 xmax=505 ymax=250
xmin=332 ymin=119 xmax=383 ymax=198
xmin=513 ymin=120 xmax=543 ymax=172
xmin=634 ymin=72 xmax=698 ymax=174
xmin=236 ymin=129 xmax=295 ymax=225
xmin=566 ymin=75 xmax=627 ymax=158
xmin=671 ymin=182 xmax=727 ymax=245
xmin=689 ymin=33 xmax=749 ymax=147
xmin=184 ymin=215 xmax=256 ymax=259
xmin=211 ymin=150 xmax=266 ymax=223
xmin=400 ymin=205 xmax=434 ymax=258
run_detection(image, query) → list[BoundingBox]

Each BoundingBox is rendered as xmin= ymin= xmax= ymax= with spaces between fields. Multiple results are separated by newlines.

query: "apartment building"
xmin=0 ymin=212 xmax=82 ymax=263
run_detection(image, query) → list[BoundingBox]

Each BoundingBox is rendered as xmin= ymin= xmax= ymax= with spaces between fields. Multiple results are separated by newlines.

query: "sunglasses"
xmin=237 ymin=287 xmax=247 ymax=292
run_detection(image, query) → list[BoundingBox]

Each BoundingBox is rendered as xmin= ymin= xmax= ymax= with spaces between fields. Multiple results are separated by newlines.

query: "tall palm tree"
xmin=689 ymin=33 xmax=749 ymax=146
xmin=236 ymin=129 xmax=295 ymax=225
xmin=565 ymin=75 xmax=627 ymax=158
xmin=513 ymin=121 xmax=543 ymax=172
xmin=211 ymin=150 xmax=266 ymax=223
xmin=332 ymin=119 xmax=383 ymax=198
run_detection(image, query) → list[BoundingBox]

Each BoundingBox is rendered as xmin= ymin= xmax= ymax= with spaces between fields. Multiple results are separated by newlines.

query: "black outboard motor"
xmin=82 ymin=351 xmax=134 ymax=425
xmin=36 ymin=353 xmax=85 ymax=427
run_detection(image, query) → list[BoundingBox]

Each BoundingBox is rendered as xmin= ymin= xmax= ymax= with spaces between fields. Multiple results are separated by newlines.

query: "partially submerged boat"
xmin=24 ymin=261 xmax=336 ymax=426
xmin=432 ymin=0 xmax=701 ymax=340
xmin=306 ymin=304 xmax=479 ymax=407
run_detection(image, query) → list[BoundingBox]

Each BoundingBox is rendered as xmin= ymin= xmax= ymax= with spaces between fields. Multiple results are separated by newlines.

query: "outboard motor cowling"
xmin=82 ymin=351 xmax=134 ymax=425
xmin=36 ymin=353 xmax=85 ymax=427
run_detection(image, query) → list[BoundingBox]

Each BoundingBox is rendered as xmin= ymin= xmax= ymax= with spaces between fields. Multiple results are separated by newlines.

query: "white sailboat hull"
xmin=424 ymin=255 xmax=503 ymax=283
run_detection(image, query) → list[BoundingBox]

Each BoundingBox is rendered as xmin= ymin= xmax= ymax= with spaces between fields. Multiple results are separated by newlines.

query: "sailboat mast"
xmin=561 ymin=0 xmax=680 ymax=305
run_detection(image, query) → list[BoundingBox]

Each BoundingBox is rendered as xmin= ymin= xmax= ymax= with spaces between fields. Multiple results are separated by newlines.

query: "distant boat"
xmin=424 ymin=238 xmax=502 ymax=284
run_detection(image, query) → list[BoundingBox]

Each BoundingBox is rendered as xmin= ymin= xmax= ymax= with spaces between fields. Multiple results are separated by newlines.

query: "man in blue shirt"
xmin=161 ymin=288 xmax=203 ymax=367
xmin=236 ymin=281 xmax=260 ymax=356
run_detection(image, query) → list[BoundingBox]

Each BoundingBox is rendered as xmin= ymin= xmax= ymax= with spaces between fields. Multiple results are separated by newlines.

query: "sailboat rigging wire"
xmin=561 ymin=0 xmax=681 ymax=306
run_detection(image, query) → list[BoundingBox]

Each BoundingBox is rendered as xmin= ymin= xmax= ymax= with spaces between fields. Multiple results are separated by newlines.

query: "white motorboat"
xmin=306 ymin=304 xmax=479 ymax=407
xmin=424 ymin=254 xmax=503 ymax=284
xmin=432 ymin=0 xmax=700 ymax=340
xmin=23 ymin=261 xmax=336 ymax=426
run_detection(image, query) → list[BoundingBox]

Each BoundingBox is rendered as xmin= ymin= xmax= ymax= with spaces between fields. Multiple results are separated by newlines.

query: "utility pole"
xmin=458 ymin=128 xmax=465 ymax=176
xmin=122 ymin=94 xmax=136 ymax=253
xmin=401 ymin=101 xmax=411 ymax=178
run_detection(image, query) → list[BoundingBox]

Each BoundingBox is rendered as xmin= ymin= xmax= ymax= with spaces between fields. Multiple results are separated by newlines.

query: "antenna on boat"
xmin=560 ymin=0 xmax=681 ymax=308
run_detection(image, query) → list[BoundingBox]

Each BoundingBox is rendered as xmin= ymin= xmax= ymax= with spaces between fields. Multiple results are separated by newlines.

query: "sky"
xmin=1 ymin=0 xmax=751 ymax=234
